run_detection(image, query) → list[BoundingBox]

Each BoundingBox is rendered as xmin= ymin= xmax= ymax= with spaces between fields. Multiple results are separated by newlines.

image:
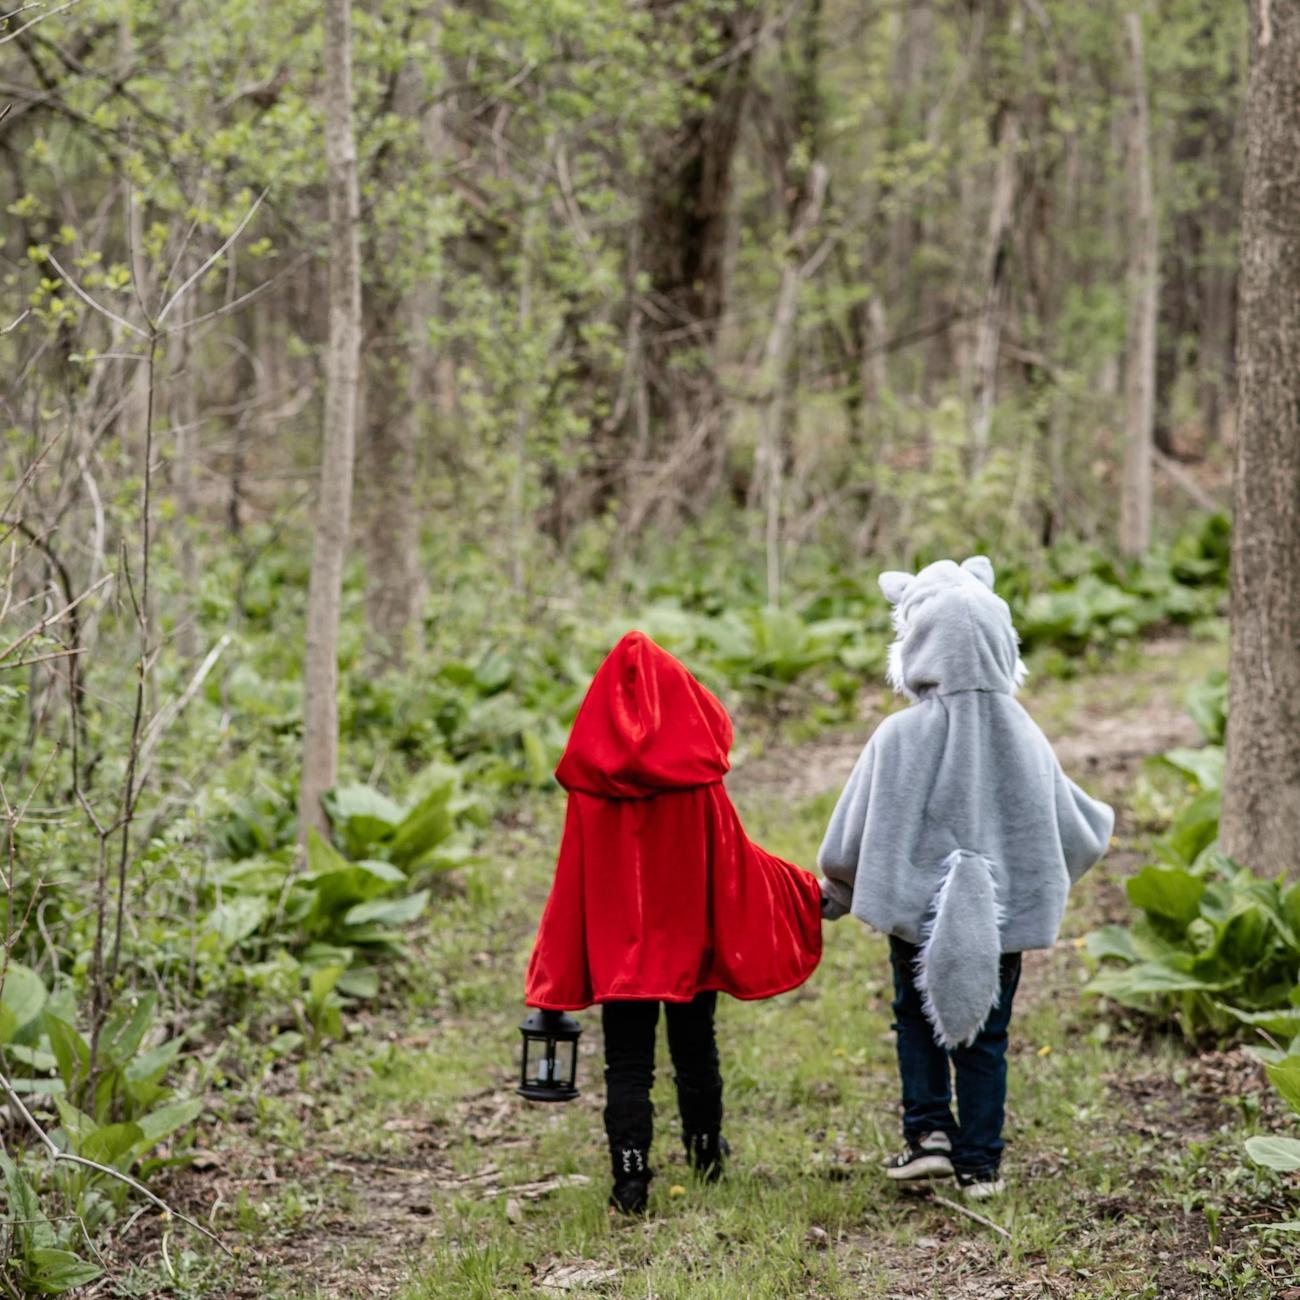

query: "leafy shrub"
xmin=0 ymin=977 xmax=199 ymax=1293
xmin=1085 ymin=669 xmax=1300 ymax=1042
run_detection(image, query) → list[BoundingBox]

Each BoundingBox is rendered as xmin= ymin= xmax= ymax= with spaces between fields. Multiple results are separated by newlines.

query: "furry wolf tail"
xmin=914 ymin=851 xmax=1004 ymax=1049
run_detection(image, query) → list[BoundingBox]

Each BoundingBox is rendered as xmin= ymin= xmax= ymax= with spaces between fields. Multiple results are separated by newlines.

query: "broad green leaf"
xmin=134 ymin=1097 xmax=202 ymax=1151
xmin=4 ymin=1076 xmax=65 ymax=1094
xmin=387 ymin=784 xmax=454 ymax=867
xmin=323 ymin=784 xmax=404 ymax=858
xmin=43 ymin=1014 xmax=88 ymax=1093
xmin=1084 ymin=925 xmax=1141 ymax=964
xmin=1245 ymin=1135 xmax=1300 ymax=1173
xmin=0 ymin=1152 xmax=54 ymax=1248
xmin=1087 ymin=962 xmax=1231 ymax=1000
xmin=337 ymin=968 xmax=379 ymax=999
xmin=55 ymin=1099 xmax=97 ymax=1150
xmin=1157 ymin=789 xmax=1221 ymax=868
xmin=101 ymin=993 xmax=156 ymax=1068
xmin=5 ymin=1042 xmax=57 ymax=1072
xmin=0 ymin=963 xmax=47 ymax=1042
xmin=305 ymin=827 xmax=350 ymax=876
xmin=28 ymin=1247 xmax=102 ymax=1293
xmin=125 ymin=1037 xmax=183 ymax=1107
xmin=210 ymin=895 xmax=270 ymax=946
xmin=1155 ymin=746 xmax=1224 ymax=794
xmin=307 ymin=964 xmax=345 ymax=1005
xmin=82 ymin=1121 xmax=144 ymax=1167
xmin=306 ymin=844 xmax=406 ymax=918
xmin=1185 ymin=671 xmax=1228 ymax=744
xmin=1218 ymin=1007 xmax=1300 ymax=1043
xmin=1126 ymin=866 xmax=1206 ymax=929
xmin=1265 ymin=1055 xmax=1300 ymax=1117
xmin=343 ymin=890 xmax=429 ymax=929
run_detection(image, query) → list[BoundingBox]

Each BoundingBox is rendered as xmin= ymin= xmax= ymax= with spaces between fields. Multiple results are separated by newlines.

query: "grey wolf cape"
xmin=818 ymin=556 xmax=1114 ymax=1048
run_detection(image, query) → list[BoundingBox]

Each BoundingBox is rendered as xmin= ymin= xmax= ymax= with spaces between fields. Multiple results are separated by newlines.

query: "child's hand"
xmin=820 ymin=878 xmax=850 ymax=921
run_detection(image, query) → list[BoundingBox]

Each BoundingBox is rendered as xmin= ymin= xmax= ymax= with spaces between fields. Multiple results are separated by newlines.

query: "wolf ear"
xmin=879 ymin=571 xmax=914 ymax=605
xmin=961 ymin=555 xmax=995 ymax=590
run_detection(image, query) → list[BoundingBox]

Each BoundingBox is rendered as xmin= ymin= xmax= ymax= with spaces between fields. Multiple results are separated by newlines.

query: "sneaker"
xmin=956 ymin=1168 xmax=1005 ymax=1200
xmin=884 ymin=1131 xmax=955 ymax=1181
xmin=684 ymin=1132 xmax=730 ymax=1184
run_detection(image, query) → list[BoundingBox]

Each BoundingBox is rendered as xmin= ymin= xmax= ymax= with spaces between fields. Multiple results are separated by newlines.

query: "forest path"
xmin=164 ymin=632 xmax=1291 ymax=1300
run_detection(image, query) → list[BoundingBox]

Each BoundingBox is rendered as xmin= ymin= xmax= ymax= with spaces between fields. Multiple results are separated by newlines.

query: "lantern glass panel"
xmin=551 ymin=1038 xmax=576 ymax=1087
xmin=521 ymin=1036 xmax=544 ymax=1087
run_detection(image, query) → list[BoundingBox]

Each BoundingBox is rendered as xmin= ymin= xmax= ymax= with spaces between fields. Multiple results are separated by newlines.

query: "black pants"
xmin=601 ymin=993 xmax=722 ymax=1173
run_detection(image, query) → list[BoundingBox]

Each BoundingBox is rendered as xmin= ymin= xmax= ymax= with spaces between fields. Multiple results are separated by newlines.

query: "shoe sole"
xmin=960 ymin=1180 xmax=1005 ymax=1200
xmin=885 ymin=1155 xmax=955 ymax=1181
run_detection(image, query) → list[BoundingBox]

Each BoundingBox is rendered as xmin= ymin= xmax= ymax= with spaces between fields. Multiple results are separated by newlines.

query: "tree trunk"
xmin=628 ymin=0 xmax=763 ymax=524
xmin=1119 ymin=11 xmax=1156 ymax=558
xmin=1221 ymin=0 xmax=1300 ymax=876
xmin=169 ymin=268 xmax=201 ymax=659
xmin=298 ymin=0 xmax=362 ymax=846
xmin=757 ymin=162 xmax=828 ymax=606
xmin=968 ymin=5 xmax=1023 ymax=467
xmin=362 ymin=67 xmax=432 ymax=666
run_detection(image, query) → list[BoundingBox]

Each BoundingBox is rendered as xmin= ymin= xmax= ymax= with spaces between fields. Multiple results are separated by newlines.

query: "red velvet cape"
xmin=524 ymin=631 xmax=822 ymax=1010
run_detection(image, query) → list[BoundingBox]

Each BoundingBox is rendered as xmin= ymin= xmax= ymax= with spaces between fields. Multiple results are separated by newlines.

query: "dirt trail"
xmin=729 ymin=637 xmax=1201 ymax=810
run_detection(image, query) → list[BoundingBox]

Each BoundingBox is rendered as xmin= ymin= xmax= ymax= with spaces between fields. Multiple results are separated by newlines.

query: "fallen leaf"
xmin=805 ymin=1225 xmax=829 ymax=1248
xmin=916 ymin=1236 xmax=941 ymax=1249
xmin=505 ymin=1197 xmax=524 ymax=1224
xmin=1037 ymin=1044 xmax=1053 ymax=1057
xmin=481 ymin=1173 xmax=591 ymax=1201
xmin=539 ymin=1261 xmax=619 ymax=1292
xmin=669 ymin=1184 xmax=686 ymax=1197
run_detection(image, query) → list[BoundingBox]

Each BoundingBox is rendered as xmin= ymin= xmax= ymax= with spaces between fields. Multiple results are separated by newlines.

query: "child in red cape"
xmin=525 ymin=631 xmax=823 ymax=1214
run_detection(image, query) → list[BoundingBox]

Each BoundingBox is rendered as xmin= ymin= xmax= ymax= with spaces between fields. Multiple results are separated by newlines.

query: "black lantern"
xmin=518 ymin=1009 xmax=582 ymax=1102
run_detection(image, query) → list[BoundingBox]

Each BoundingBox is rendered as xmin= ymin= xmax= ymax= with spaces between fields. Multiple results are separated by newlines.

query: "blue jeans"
xmin=888 ymin=935 xmax=1022 ymax=1177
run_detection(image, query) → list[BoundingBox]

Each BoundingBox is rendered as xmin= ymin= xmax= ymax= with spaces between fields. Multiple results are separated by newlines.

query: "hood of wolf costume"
xmin=525 ymin=631 xmax=822 ymax=1010
xmin=818 ymin=557 xmax=1114 ymax=1048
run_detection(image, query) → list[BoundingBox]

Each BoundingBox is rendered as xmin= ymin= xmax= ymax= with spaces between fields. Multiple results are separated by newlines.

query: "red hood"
xmin=555 ymin=632 xmax=732 ymax=798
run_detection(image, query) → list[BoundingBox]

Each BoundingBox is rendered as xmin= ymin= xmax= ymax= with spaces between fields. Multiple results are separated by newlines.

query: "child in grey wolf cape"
xmin=818 ymin=556 xmax=1113 ymax=1197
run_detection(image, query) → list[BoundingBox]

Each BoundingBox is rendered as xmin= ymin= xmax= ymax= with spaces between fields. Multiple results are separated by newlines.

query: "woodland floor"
xmin=100 ymin=632 xmax=1300 ymax=1300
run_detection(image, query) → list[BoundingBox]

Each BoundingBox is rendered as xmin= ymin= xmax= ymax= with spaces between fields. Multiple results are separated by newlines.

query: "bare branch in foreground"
xmin=0 ymin=1070 xmax=233 ymax=1257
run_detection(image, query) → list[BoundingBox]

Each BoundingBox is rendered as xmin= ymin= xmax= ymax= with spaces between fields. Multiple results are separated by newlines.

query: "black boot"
xmin=609 ymin=1146 xmax=652 ymax=1215
xmin=683 ymin=1131 xmax=730 ymax=1183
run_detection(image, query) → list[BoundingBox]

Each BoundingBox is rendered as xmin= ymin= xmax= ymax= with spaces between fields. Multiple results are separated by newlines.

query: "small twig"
xmin=43 ymin=253 xmax=146 ymax=339
xmin=135 ymin=633 xmax=232 ymax=782
xmin=930 ymin=1192 xmax=1012 ymax=1240
xmin=0 ymin=1069 xmax=232 ymax=1256
xmin=3 ymin=646 xmax=86 ymax=671
xmin=164 ymin=253 xmax=309 ymax=334
xmin=0 ymin=0 xmax=83 ymax=46
xmin=157 ymin=188 xmax=268 ymax=324
xmin=0 ymin=573 xmax=112 ymax=668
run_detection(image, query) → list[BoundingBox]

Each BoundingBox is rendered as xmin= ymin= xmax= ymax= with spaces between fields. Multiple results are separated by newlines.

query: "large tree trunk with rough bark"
xmin=362 ymin=67 xmax=432 ymax=666
xmin=1119 ymin=11 xmax=1156 ymax=558
xmin=968 ymin=4 xmax=1022 ymax=466
xmin=626 ymin=0 xmax=762 ymax=527
xmin=299 ymin=0 xmax=363 ymax=846
xmin=1221 ymin=0 xmax=1300 ymax=877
